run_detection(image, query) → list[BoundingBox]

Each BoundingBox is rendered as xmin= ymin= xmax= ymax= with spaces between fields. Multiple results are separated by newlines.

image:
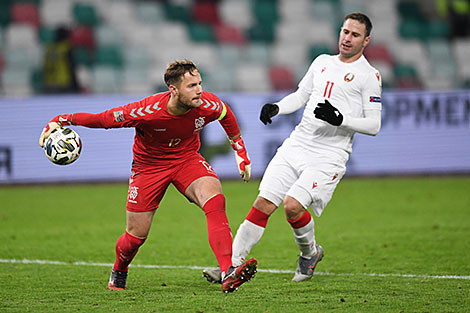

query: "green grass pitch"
xmin=1 ymin=176 xmax=469 ymax=312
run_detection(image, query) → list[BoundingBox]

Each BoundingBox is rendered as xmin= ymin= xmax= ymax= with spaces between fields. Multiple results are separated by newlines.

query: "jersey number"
xmin=169 ymin=138 xmax=181 ymax=147
xmin=323 ymin=81 xmax=334 ymax=98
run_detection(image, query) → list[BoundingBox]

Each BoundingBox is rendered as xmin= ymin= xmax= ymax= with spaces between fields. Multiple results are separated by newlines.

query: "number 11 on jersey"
xmin=323 ymin=81 xmax=334 ymax=98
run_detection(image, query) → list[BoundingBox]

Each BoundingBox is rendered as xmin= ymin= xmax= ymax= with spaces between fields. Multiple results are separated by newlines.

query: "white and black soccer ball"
xmin=43 ymin=127 xmax=82 ymax=165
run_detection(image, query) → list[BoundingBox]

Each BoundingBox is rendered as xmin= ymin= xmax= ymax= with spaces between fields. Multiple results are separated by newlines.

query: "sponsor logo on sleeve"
xmin=369 ymin=96 xmax=381 ymax=103
xmin=113 ymin=110 xmax=125 ymax=122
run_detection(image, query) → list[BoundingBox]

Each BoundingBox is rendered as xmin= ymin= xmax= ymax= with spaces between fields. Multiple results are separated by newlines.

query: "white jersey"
xmin=289 ymin=54 xmax=382 ymax=159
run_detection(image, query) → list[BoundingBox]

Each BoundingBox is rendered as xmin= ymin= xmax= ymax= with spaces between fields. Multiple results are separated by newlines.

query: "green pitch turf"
xmin=1 ymin=176 xmax=469 ymax=312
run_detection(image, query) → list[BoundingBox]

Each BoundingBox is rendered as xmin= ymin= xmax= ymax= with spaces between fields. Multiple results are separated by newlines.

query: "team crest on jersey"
xmin=113 ymin=110 xmax=125 ymax=122
xmin=344 ymin=73 xmax=355 ymax=82
xmin=194 ymin=117 xmax=205 ymax=132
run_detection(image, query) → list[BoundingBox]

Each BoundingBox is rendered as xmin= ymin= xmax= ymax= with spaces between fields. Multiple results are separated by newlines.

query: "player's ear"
xmin=363 ymin=35 xmax=370 ymax=48
xmin=169 ymin=84 xmax=178 ymax=96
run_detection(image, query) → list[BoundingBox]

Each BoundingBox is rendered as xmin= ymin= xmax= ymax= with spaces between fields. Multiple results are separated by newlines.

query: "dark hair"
xmin=164 ymin=59 xmax=198 ymax=87
xmin=344 ymin=12 xmax=372 ymax=37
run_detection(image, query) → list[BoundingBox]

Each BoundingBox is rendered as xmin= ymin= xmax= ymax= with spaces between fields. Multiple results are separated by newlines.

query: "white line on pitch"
xmin=1 ymin=258 xmax=469 ymax=280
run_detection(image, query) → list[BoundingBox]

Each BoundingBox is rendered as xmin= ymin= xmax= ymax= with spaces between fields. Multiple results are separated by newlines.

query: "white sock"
xmin=232 ymin=220 xmax=265 ymax=267
xmin=292 ymin=218 xmax=317 ymax=258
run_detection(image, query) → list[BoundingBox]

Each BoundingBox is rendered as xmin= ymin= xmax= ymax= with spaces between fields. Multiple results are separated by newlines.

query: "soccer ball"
xmin=43 ymin=127 xmax=82 ymax=165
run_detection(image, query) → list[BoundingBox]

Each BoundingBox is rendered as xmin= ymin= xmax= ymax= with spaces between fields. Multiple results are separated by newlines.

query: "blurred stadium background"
xmin=0 ymin=0 xmax=469 ymax=184
xmin=0 ymin=0 xmax=469 ymax=94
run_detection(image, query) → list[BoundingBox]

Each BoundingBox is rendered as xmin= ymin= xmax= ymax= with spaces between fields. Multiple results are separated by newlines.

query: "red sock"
xmin=113 ymin=231 xmax=146 ymax=271
xmin=203 ymin=194 xmax=232 ymax=274
xmin=287 ymin=210 xmax=312 ymax=229
xmin=246 ymin=206 xmax=270 ymax=228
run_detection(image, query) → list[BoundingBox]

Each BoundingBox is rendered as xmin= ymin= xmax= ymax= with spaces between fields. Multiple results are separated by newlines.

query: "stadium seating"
xmin=136 ymin=1 xmax=166 ymax=24
xmin=236 ymin=63 xmax=271 ymax=92
xmin=0 ymin=0 xmax=468 ymax=97
xmin=269 ymin=66 xmax=296 ymax=91
xmin=192 ymin=1 xmax=221 ymax=25
xmin=1 ymin=68 xmax=33 ymax=96
xmin=4 ymin=24 xmax=38 ymax=49
xmin=11 ymin=3 xmax=40 ymax=28
xmin=91 ymin=66 xmax=121 ymax=94
xmin=219 ymin=0 xmax=254 ymax=30
xmin=121 ymin=68 xmax=154 ymax=95
xmin=215 ymin=24 xmax=245 ymax=45
xmin=72 ymin=2 xmax=100 ymax=27
xmin=453 ymin=39 xmax=470 ymax=86
xmin=39 ymin=0 xmax=74 ymax=27
xmin=70 ymin=26 xmax=95 ymax=50
xmin=95 ymin=25 xmax=124 ymax=47
xmin=95 ymin=45 xmax=123 ymax=68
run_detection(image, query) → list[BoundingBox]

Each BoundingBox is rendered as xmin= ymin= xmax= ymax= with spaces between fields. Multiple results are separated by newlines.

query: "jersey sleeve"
xmin=200 ymin=91 xmax=241 ymax=138
xmin=298 ymin=60 xmax=316 ymax=94
xmin=361 ymin=70 xmax=382 ymax=111
xmin=71 ymin=95 xmax=161 ymax=129
xmin=218 ymin=101 xmax=241 ymax=138
xmin=298 ymin=55 xmax=326 ymax=94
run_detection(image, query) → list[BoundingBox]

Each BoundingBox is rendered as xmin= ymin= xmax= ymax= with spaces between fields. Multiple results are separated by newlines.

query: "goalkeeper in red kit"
xmin=38 ymin=60 xmax=257 ymax=293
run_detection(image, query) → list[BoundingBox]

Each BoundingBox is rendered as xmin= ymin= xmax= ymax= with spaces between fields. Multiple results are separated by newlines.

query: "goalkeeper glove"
xmin=229 ymin=137 xmax=251 ymax=182
xmin=39 ymin=114 xmax=73 ymax=147
xmin=313 ymin=100 xmax=343 ymax=126
xmin=259 ymin=103 xmax=279 ymax=125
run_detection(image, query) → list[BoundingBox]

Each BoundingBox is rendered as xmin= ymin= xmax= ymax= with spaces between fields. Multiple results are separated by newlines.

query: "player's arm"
xmin=313 ymin=99 xmax=381 ymax=136
xmin=39 ymin=97 xmax=152 ymax=147
xmin=314 ymin=71 xmax=382 ymax=136
xmin=259 ymin=88 xmax=310 ymax=125
xmin=218 ymin=102 xmax=251 ymax=182
xmin=342 ymin=72 xmax=382 ymax=135
xmin=340 ymin=109 xmax=381 ymax=135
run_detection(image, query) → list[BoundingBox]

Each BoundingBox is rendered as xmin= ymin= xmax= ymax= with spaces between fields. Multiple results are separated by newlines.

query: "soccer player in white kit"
xmin=203 ymin=12 xmax=382 ymax=283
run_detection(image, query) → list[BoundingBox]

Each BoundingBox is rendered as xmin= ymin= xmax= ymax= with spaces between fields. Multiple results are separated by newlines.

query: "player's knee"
xmin=253 ymin=196 xmax=277 ymax=215
xmin=283 ymin=196 xmax=305 ymax=221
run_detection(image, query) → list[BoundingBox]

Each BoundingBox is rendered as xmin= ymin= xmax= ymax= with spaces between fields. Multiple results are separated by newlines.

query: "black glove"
xmin=260 ymin=103 xmax=279 ymax=125
xmin=314 ymin=100 xmax=343 ymax=126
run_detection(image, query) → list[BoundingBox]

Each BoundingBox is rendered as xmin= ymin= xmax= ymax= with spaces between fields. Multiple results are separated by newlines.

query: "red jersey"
xmin=70 ymin=91 xmax=240 ymax=165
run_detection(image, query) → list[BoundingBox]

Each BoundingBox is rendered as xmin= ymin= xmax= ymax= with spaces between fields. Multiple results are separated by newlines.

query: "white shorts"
xmin=259 ymin=139 xmax=347 ymax=217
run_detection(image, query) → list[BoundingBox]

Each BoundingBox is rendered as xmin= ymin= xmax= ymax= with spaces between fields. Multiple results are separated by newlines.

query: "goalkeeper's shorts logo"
xmin=128 ymin=186 xmax=139 ymax=203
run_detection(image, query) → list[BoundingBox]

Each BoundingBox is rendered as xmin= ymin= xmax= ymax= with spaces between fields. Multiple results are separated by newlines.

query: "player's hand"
xmin=229 ymin=136 xmax=251 ymax=182
xmin=314 ymin=100 xmax=343 ymax=126
xmin=39 ymin=114 xmax=73 ymax=147
xmin=259 ymin=103 xmax=279 ymax=125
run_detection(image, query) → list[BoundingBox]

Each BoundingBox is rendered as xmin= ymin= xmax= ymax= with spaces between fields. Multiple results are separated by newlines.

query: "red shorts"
xmin=126 ymin=153 xmax=219 ymax=212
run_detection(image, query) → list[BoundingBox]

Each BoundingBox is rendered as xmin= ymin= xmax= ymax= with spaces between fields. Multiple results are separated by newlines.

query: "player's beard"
xmin=176 ymin=94 xmax=200 ymax=111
